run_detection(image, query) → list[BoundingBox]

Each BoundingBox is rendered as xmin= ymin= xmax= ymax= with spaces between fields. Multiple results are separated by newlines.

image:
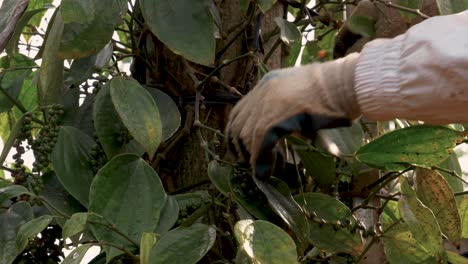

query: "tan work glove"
xmin=226 ymin=53 xmax=360 ymax=178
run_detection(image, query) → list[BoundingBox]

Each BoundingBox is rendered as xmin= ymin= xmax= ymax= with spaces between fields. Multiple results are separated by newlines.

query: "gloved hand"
xmin=226 ymin=53 xmax=360 ymax=178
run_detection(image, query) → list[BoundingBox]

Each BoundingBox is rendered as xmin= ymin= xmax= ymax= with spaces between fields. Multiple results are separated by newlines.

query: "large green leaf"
xmin=258 ymin=0 xmax=277 ymax=12
xmin=234 ymin=220 xmax=298 ymax=264
xmin=253 ymin=177 xmax=310 ymax=252
xmin=346 ymin=15 xmax=375 ymax=38
xmin=149 ymin=223 xmax=216 ymax=264
xmin=59 ymin=0 xmax=126 ymax=59
xmin=382 ymin=221 xmax=438 ymax=263
xmin=356 ymin=125 xmax=464 ymax=171
xmin=317 ymin=123 xmax=364 ymax=157
xmin=139 ymin=0 xmax=215 ymax=66
xmin=288 ymin=136 xmax=336 ymax=189
xmin=0 ymin=0 xmax=28 ymax=52
xmin=61 ymin=244 xmax=93 ymax=264
xmin=5 ymin=6 xmax=51 ymax=56
xmin=295 ymin=192 xmax=364 ymax=255
xmin=16 ymin=215 xmax=54 ymax=253
xmin=396 ymin=0 xmax=422 ymax=19
xmin=435 ymin=0 xmax=466 ymax=15
xmin=93 ymin=83 xmax=139 ymax=159
xmin=415 ymin=168 xmax=461 ymax=245
xmin=399 ymin=177 xmax=444 ymax=258
xmin=51 ymin=126 xmax=95 ymax=208
xmin=0 ymin=201 xmax=33 ymax=264
xmin=274 ymin=17 xmax=301 ymax=45
xmin=155 ymin=195 xmax=179 ymax=234
xmin=64 ymin=42 xmax=113 ymax=86
xmin=438 ymin=153 xmax=464 ymax=205
xmin=89 ymin=154 xmax=167 ymax=262
xmin=460 ymin=199 xmax=468 ymax=238
xmin=0 ymin=185 xmax=30 ymax=205
xmin=0 ymin=53 xmax=37 ymax=112
xmin=110 ymin=77 xmax=162 ymax=159
xmin=62 ymin=212 xmax=88 ymax=239
xmin=140 ymin=232 xmax=157 ymax=264
xmin=207 ymin=160 xmax=232 ymax=195
xmin=145 ymin=87 xmax=181 ymax=141
xmin=38 ymin=171 xmax=87 ymax=226
xmin=0 ymin=113 xmax=24 ymax=166
xmin=38 ymin=9 xmax=64 ymax=106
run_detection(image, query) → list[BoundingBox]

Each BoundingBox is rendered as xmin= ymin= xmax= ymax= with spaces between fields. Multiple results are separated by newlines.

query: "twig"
xmin=431 ymin=166 xmax=468 ymax=185
xmin=455 ymin=191 xmax=468 ymax=196
xmin=263 ymin=38 xmax=282 ymax=64
xmin=356 ymin=235 xmax=379 ymax=263
xmin=198 ymin=52 xmax=256 ymax=92
xmin=100 ymin=241 xmax=139 ymax=261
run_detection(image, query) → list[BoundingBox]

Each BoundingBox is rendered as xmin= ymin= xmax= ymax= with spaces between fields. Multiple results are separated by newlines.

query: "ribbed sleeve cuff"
xmin=354 ymin=36 xmax=404 ymax=120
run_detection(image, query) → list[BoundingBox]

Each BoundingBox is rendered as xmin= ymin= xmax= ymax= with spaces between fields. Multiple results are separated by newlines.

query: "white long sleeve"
xmin=355 ymin=10 xmax=468 ymax=124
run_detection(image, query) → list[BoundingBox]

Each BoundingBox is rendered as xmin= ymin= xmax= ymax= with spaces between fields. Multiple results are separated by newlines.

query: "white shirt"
xmin=355 ymin=10 xmax=468 ymax=124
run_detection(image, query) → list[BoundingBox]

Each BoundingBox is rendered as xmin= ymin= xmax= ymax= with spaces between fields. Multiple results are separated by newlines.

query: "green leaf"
xmin=62 ymin=244 xmax=93 ymax=264
xmin=382 ymin=220 xmax=438 ymax=263
xmin=207 ymin=160 xmax=232 ymax=195
xmin=396 ymin=0 xmax=422 ymax=19
xmin=38 ymin=9 xmax=64 ymax=106
xmin=139 ymin=0 xmax=215 ymax=66
xmin=317 ymin=123 xmax=365 ymax=157
xmin=460 ymin=199 xmax=468 ymax=238
xmin=346 ymin=15 xmax=375 ymax=38
xmin=274 ymin=17 xmax=301 ymax=45
xmin=399 ymin=177 xmax=444 ymax=258
xmin=436 ymin=0 xmax=466 ymax=15
xmin=286 ymin=42 xmax=301 ymax=67
xmin=16 ymin=215 xmax=54 ymax=253
xmin=93 ymin=83 xmax=144 ymax=159
xmin=174 ymin=191 xmax=210 ymax=208
xmin=51 ymin=126 xmax=95 ymax=208
xmin=446 ymin=250 xmax=468 ymax=264
xmin=59 ymin=0 xmax=126 ymax=59
xmin=110 ymin=77 xmax=162 ymax=159
xmin=0 ymin=201 xmax=33 ymax=264
xmin=295 ymin=192 xmax=364 ymax=255
xmin=438 ymin=153 xmax=464 ymax=205
xmin=253 ymin=177 xmax=309 ymax=252
xmin=239 ymin=0 xmax=250 ymax=13
xmin=289 ymin=137 xmax=336 ymax=189
xmin=229 ymin=173 xmax=280 ymax=221
xmin=0 ymin=114 xmax=24 ymax=166
xmin=149 ymin=223 xmax=216 ymax=264
xmin=89 ymin=154 xmax=167 ymax=262
xmin=38 ymin=171 xmax=87 ymax=226
xmin=0 ymin=0 xmax=28 ymax=52
xmin=0 ymin=185 xmax=30 ymax=205
xmin=258 ymin=0 xmax=277 ymax=12
xmin=155 ymin=195 xmax=179 ymax=234
xmin=140 ymin=232 xmax=157 ymax=264
xmin=64 ymin=42 xmax=113 ymax=86
xmin=415 ymin=168 xmax=462 ymax=245
xmin=234 ymin=220 xmax=298 ymax=264
xmin=145 ymin=87 xmax=181 ymax=141
xmin=0 ymin=53 xmax=37 ymax=112
xmin=5 ymin=6 xmax=50 ymax=56
xmin=356 ymin=125 xmax=464 ymax=171
xmin=62 ymin=212 xmax=88 ymax=238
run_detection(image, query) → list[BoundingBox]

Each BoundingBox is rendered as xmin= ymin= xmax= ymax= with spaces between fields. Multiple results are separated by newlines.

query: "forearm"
xmin=355 ymin=10 xmax=468 ymax=124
